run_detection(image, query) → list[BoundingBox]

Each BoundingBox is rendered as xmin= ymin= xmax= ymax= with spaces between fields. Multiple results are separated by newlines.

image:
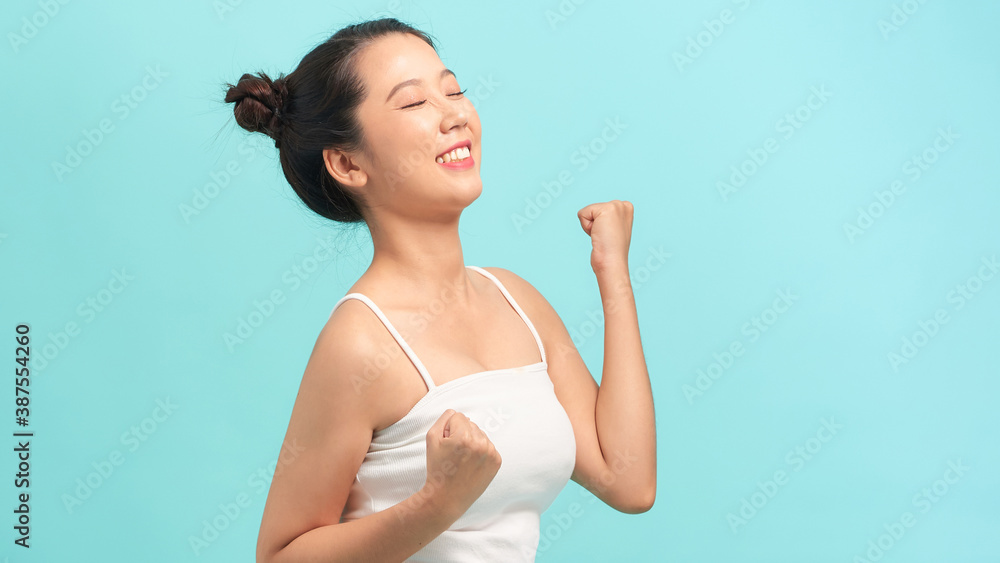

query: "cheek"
xmin=378 ymin=126 xmax=438 ymax=175
xmin=402 ymin=120 xmax=444 ymax=162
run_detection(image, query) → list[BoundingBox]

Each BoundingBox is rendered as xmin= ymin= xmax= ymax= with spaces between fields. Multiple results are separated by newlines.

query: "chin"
xmin=461 ymin=178 xmax=484 ymax=200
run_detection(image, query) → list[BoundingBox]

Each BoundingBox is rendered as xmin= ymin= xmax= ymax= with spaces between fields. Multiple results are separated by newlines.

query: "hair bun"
xmin=224 ymin=71 xmax=288 ymax=145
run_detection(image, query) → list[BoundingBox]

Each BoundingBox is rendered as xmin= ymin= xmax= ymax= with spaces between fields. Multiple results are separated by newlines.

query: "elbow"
xmin=616 ymin=485 xmax=656 ymax=514
xmin=257 ymin=536 xmax=287 ymax=563
xmin=260 ymin=545 xmax=290 ymax=563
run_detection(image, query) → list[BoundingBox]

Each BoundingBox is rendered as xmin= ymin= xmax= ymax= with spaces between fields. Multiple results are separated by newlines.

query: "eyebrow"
xmin=385 ymin=68 xmax=457 ymax=103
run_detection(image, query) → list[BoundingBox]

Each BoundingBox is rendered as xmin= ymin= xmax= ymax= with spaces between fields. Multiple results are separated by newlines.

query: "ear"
xmin=323 ymin=147 xmax=368 ymax=189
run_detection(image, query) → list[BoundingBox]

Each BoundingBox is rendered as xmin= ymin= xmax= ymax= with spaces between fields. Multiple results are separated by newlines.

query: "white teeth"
xmin=436 ymin=145 xmax=470 ymax=163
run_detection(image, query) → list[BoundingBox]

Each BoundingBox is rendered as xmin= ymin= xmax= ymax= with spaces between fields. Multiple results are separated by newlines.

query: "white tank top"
xmin=335 ymin=265 xmax=577 ymax=562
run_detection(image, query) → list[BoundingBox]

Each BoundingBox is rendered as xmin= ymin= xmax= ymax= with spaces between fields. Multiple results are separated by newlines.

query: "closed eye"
xmin=400 ymin=89 xmax=467 ymax=109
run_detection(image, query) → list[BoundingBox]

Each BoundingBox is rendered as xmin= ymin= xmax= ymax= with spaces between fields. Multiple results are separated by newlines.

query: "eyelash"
xmin=401 ymin=89 xmax=467 ymax=109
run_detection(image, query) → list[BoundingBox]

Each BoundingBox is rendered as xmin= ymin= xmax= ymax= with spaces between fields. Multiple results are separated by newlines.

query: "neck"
xmin=364 ymin=212 xmax=476 ymax=308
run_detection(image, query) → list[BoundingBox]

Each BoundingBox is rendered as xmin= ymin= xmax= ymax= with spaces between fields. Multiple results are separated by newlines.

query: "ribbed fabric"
xmin=335 ymin=265 xmax=577 ymax=562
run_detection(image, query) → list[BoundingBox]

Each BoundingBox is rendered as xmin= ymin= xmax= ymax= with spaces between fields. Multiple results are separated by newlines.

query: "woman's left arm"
xmin=588 ymin=248 xmax=656 ymax=512
xmin=488 ymin=200 xmax=656 ymax=514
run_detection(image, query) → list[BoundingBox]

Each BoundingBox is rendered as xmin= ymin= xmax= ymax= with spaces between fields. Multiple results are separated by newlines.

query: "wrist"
xmin=593 ymin=256 xmax=629 ymax=276
xmin=417 ymin=482 xmax=463 ymax=523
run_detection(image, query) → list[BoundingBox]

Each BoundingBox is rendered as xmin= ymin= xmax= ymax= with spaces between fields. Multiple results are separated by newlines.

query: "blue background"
xmin=1 ymin=0 xmax=997 ymax=561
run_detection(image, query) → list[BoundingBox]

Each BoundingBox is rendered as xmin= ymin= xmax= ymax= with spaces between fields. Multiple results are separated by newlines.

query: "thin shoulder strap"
xmin=465 ymin=265 xmax=547 ymax=364
xmin=330 ymin=293 xmax=436 ymax=391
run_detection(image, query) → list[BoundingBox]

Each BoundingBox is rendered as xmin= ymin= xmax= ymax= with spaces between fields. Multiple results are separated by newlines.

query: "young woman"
xmin=224 ymin=17 xmax=656 ymax=562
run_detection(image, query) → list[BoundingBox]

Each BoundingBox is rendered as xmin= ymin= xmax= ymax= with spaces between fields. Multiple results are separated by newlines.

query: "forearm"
xmin=268 ymin=486 xmax=460 ymax=563
xmin=593 ymin=260 xmax=657 ymax=507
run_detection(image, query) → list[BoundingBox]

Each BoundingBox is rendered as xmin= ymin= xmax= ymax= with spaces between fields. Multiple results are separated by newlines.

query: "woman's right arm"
xmin=256 ymin=302 xmax=463 ymax=563
xmin=268 ymin=487 xmax=462 ymax=563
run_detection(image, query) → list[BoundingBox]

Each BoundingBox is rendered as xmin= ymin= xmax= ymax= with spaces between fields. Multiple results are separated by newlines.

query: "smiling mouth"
xmin=436 ymin=145 xmax=472 ymax=164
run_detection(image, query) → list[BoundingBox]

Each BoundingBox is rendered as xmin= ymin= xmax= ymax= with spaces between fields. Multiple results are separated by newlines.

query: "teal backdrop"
xmin=1 ymin=0 xmax=997 ymax=561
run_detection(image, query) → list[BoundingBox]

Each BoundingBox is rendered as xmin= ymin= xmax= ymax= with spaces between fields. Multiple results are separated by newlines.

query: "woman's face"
xmin=346 ymin=32 xmax=483 ymax=218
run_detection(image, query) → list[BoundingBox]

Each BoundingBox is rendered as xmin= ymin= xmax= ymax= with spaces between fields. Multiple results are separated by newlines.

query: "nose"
xmin=440 ymin=100 xmax=468 ymax=133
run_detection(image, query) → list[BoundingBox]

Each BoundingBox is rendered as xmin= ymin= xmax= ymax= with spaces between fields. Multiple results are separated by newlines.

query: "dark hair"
xmin=223 ymin=18 xmax=436 ymax=224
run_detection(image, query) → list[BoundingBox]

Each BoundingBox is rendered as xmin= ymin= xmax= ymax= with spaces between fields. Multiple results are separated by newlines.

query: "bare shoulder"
xmin=255 ymin=298 xmax=388 ymax=561
xmin=311 ymin=297 xmax=392 ymax=406
xmin=478 ymin=267 xmax=566 ymax=356
xmin=478 ymin=267 xmax=545 ymax=311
